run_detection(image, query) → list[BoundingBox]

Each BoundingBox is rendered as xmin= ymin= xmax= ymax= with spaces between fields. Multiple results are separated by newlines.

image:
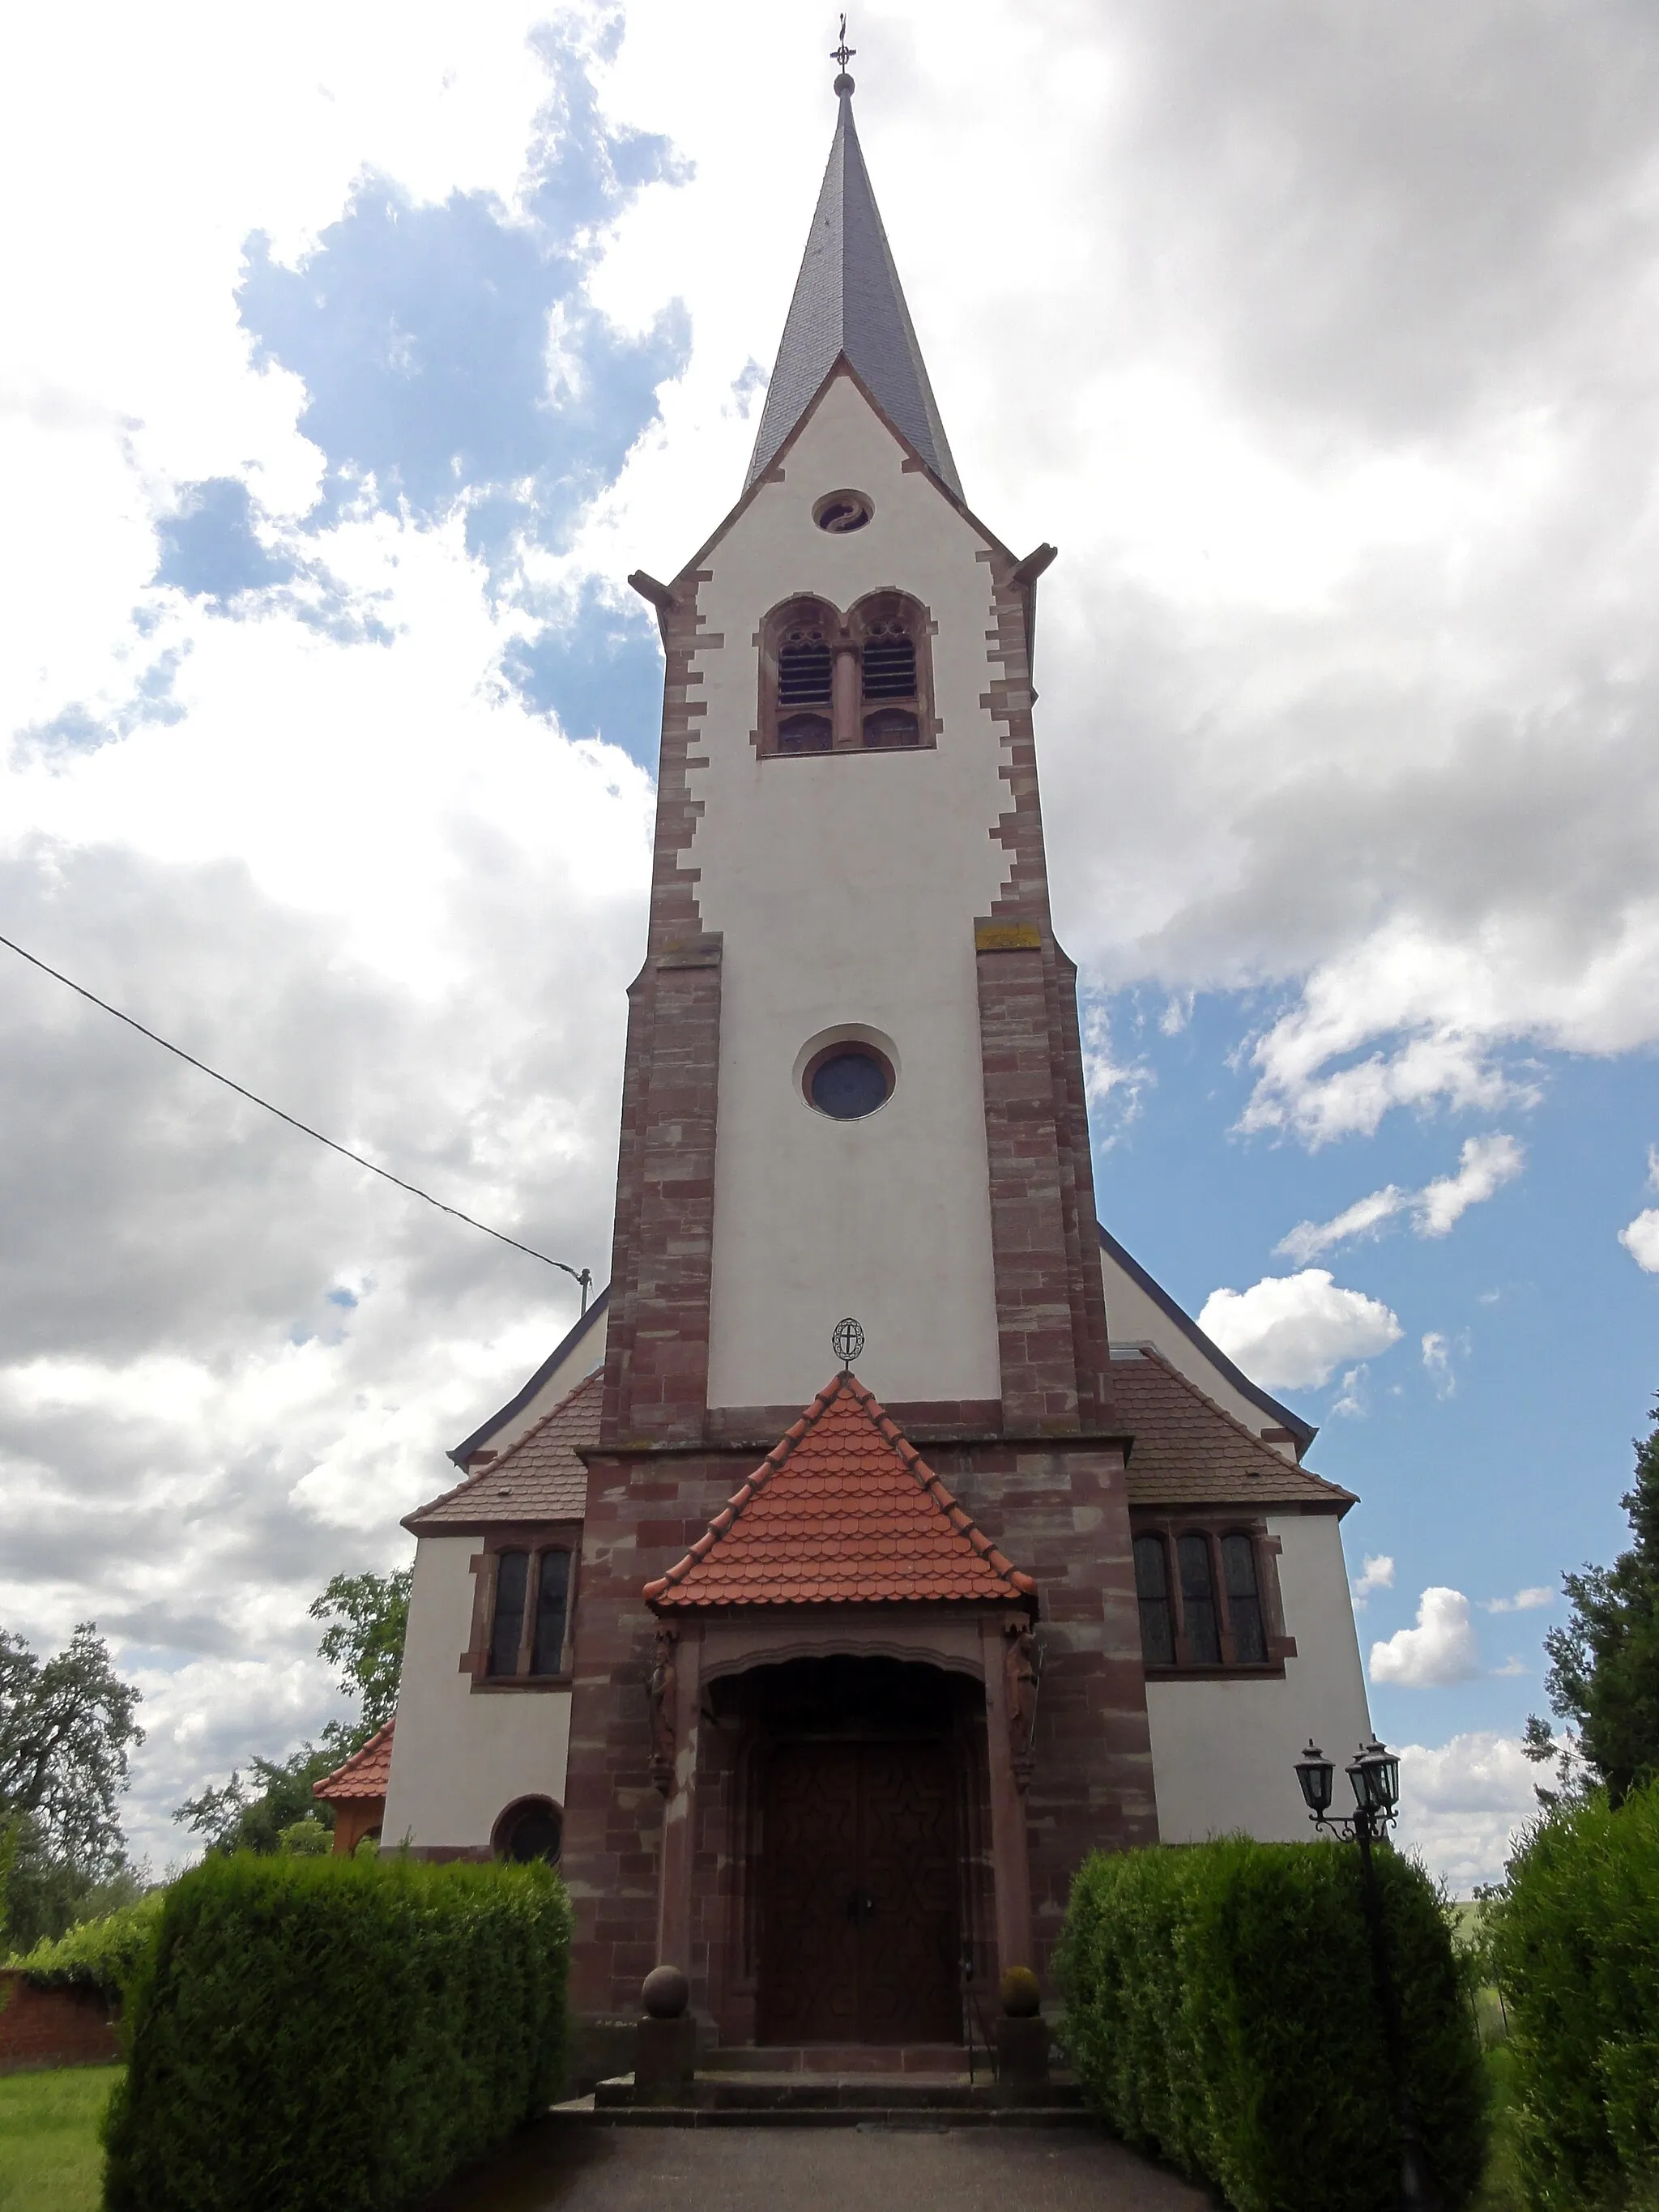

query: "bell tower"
xmin=600 ymin=70 xmax=1113 ymax=1450
xmin=562 ymin=66 xmax=1156 ymax=2036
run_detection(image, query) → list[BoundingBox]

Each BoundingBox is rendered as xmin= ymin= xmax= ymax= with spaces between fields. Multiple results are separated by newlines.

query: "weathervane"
xmin=831 ymin=14 xmax=855 ymax=91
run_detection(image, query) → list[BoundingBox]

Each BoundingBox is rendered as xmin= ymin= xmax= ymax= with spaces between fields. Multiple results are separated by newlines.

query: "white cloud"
xmin=1350 ymin=1553 xmax=1395 ymax=1608
xmin=1620 ymin=1208 xmax=1659 ymax=1272
xmin=1392 ymin=1733 xmax=1541 ymax=1893
xmin=1197 ymin=1269 xmax=1401 ymax=1390
xmin=1370 ymin=1587 xmax=1482 ymax=1686
xmin=1418 ymin=1133 xmax=1527 ymax=1234
xmin=1331 ymin=1363 xmax=1371 ymax=1418
xmin=1277 ymin=1187 xmax=1407 ymax=1264
xmin=1482 ymin=1587 xmax=1553 ymax=1613
xmin=1079 ymin=999 xmax=1150 ymax=1139
xmin=1277 ymin=1133 xmax=1524 ymax=1261
xmin=1422 ymin=1331 xmax=1456 ymax=1397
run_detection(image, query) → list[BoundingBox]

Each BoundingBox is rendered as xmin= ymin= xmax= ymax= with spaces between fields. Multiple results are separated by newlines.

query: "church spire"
xmin=744 ymin=55 xmax=962 ymax=498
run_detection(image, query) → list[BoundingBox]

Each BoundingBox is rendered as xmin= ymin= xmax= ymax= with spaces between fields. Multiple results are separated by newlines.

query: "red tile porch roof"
xmin=643 ymin=1371 xmax=1037 ymax=1609
xmin=312 ymin=1716 xmax=395 ymax=1804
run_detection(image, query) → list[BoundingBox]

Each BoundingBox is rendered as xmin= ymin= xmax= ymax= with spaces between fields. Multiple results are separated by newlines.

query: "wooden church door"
xmin=758 ymin=1740 xmax=961 ymax=2044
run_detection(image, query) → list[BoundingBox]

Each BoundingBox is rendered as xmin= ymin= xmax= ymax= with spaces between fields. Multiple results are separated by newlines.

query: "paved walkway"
xmin=427 ymin=2120 xmax=1216 ymax=2211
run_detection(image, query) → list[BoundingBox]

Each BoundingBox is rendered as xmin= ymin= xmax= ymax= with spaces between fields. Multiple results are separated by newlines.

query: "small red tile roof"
xmin=312 ymin=1717 xmax=395 ymax=1804
xmin=644 ymin=1371 xmax=1037 ymax=1609
xmin=1112 ymin=1348 xmax=1356 ymax=1511
xmin=404 ymin=1370 xmax=599 ymax=1532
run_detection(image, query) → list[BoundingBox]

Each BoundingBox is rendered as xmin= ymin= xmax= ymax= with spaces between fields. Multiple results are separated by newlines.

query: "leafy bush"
xmin=1490 ymin=1781 xmax=1659 ymax=2210
xmin=276 ymin=1816 xmax=331 ymax=1856
xmin=1056 ymin=1835 xmax=1486 ymax=2212
xmin=6 ymin=1890 xmax=161 ymax=1999
xmin=104 ymin=1852 xmax=571 ymax=2212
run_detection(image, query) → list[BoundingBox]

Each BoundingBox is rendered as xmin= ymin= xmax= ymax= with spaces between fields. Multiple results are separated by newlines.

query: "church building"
xmin=336 ymin=67 xmax=1373 ymax=2061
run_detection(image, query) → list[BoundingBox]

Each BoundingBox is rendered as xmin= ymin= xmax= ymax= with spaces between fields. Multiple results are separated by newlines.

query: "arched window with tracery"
xmin=757 ymin=591 xmax=936 ymax=757
xmin=760 ymin=597 xmax=837 ymax=754
xmin=851 ymin=591 xmax=932 ymax=750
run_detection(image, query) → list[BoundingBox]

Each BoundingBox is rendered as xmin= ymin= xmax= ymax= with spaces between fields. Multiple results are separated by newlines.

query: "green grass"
xmin=1473 ymin=2040 xmax=1526 ymax=2211
xmin=0 ymin=2065 xmax=120 ymax=2212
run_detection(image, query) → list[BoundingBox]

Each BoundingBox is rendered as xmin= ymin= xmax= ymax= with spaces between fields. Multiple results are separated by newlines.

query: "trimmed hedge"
xmin=1490 ymin=1782 xmax=1659 ymax=2210
xmin=1056 ymin=1836 xmax=1485 ymax=2212
xmin=6 ymin=1892 xmax=162 ymax=2000
xmin=103 ymin=1852 xmax=571 ymax=2212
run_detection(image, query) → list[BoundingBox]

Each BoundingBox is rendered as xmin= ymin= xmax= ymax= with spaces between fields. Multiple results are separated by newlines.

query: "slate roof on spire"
xmin=744 ymin=83 xmax=962 ymax=498
xmin=643 ymin=1371 xmax=1034 ymax=1608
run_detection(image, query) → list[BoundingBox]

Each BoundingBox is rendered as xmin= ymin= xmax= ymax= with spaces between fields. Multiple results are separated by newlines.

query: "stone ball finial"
xmin=1000 ymin=1965 xmax=1041 ymax=2018
xmin=642 ymin=1963 xmax=689 ymax=2019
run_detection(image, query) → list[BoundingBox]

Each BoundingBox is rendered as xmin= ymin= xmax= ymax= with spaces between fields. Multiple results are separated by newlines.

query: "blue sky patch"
xmin=154 ymin=478 xmax=296 ymax=601
xmin=237 ymin=39 xmax=689 ymax=581
xmin=501 ymin=582 xmax=664 ymax=764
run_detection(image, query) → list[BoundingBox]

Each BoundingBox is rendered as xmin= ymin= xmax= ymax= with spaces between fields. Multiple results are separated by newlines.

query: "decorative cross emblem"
xmin=831 ymin=15 xmax=855 ymax=77
xmin=832 ymin=1315 xmax=864 ymax=1368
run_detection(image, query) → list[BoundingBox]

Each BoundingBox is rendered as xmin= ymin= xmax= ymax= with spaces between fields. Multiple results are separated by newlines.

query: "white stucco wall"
xmin=691 ymin=376 xmax=1015 ymax=1412
xmin=382 ymin=1535 xmax=572 ymax=1850
xmin=1145 ymin=1512 xmax=1372 ymax=1843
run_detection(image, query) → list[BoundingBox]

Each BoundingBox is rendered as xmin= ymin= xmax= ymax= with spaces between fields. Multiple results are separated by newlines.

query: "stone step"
xmin=590 ymin=2072 xmax=1084 ymax=2115
xmin=700 ymin=2043 xmax=974 ymax=2074
xmin=552 ymin=2097 xmax=1101 ymax=2132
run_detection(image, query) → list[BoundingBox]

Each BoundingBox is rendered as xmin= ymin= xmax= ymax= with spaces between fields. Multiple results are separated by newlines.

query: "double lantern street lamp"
xmin=1295 ymin=1737 xmax=1438 ymax=2212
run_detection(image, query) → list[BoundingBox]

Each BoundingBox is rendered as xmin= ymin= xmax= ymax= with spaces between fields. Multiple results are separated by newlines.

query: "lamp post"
xmin=1295 ymin=1737 xmax=1437 ymax=2212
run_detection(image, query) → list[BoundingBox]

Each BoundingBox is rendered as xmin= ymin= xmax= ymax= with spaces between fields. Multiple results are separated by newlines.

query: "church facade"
xmin=355 ymin=75 xmax=1372 ymax=2056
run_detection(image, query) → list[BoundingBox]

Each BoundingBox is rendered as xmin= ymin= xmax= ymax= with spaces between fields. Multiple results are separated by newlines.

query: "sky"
xmin=2 ymin=0 xmax=1657 ymax=1895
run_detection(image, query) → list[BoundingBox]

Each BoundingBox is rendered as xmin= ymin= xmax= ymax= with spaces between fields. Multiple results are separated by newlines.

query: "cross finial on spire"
xmin=831 ymin=14 xmax=855 ymax=94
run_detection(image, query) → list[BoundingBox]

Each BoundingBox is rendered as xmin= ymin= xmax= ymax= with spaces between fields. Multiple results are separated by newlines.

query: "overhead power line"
xmin=0 ymin=928 xmax=593 ymax=1310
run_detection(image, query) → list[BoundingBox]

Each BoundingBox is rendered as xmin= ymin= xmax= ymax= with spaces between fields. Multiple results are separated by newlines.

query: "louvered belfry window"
xmin=774 ymin=607 xmax=834 ymax=752
xmin=858 ymin=597 xmax=923 ymax=747
xmin=860 ymin=629 xmax=915 ymax=700
xmin=760 ymin=592 xmax=932 ymax=754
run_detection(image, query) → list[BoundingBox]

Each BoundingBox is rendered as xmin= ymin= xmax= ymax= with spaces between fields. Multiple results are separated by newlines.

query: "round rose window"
xmin=804 ymin=1042 xmax=894 ymax=1119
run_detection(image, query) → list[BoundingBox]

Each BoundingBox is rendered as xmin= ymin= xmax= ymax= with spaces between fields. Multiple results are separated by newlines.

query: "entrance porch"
xmin=653 ymin=1626 xmax=1036 ymax=2054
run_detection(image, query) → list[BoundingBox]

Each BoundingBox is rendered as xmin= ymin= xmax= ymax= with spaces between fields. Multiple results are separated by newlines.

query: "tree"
xmin=1525 ymin=1396 xmax=1659 ymax=1804
xmin=173 ymin=1745 xmax=341 ymax=1856
xmin=0 ymin=1622 xmax=144 ymax=1949
xmin=173 ymin=1562 xmax=411 ymax=1856
xmin=309 ymin=1566 xmax=411 ymax=1745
